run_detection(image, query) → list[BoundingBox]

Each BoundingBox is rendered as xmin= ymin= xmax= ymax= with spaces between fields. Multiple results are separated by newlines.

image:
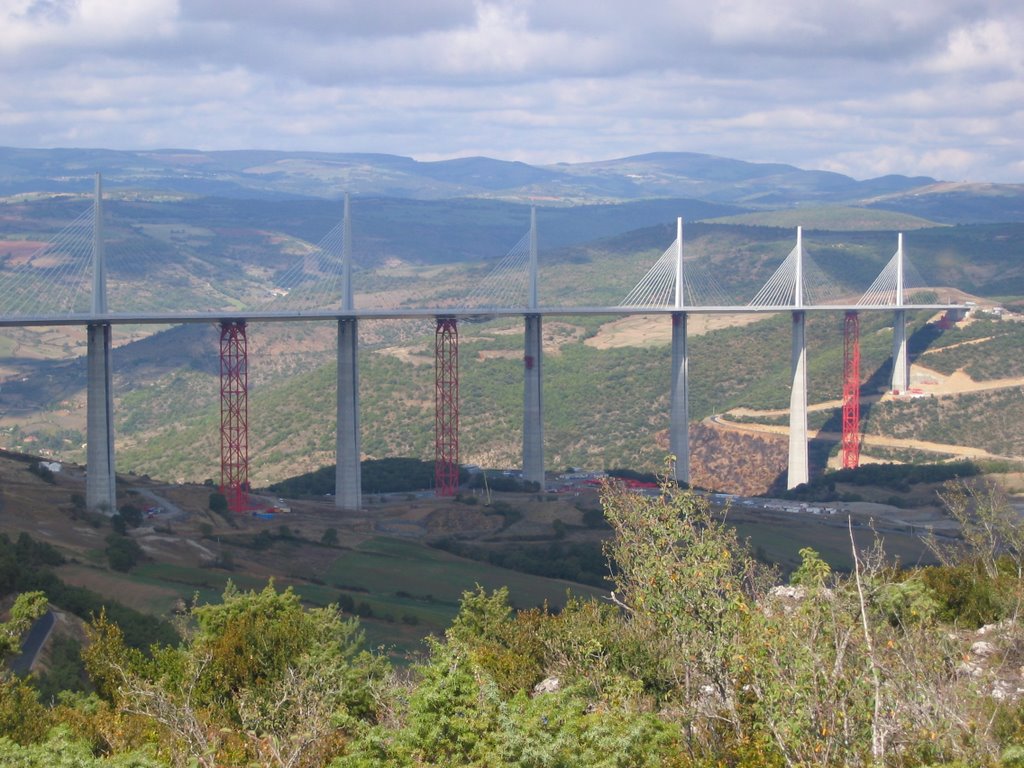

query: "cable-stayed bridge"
xmin=0 ymin=176 xmax=964 ymax=512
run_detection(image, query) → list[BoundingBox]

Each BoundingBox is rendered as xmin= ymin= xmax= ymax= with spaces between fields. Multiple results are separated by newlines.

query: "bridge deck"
xmin=0 ymin=304 xmax=964 ymax=327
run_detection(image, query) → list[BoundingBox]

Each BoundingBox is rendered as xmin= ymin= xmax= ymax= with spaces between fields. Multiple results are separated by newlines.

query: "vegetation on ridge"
xmin=4 ymin=477 xmax=1024 ymax=765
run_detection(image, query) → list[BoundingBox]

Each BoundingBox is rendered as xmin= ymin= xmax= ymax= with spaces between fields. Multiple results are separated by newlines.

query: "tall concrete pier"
xmin=523 ymin=314 xmax=543 ymax=485
xmin=669 ymin=218 xmax=690 ymax=485
xmin=336 ymin=318 xmax=361 ymax=509
xmin=335 ymin=194 xmax=362 ymax=510
xmin=891 ymin=233 xmax=909 ymax=393
xmin=86 ymin=173 xmax=117 ymax=512
xmin=787 ymin=227 xmax=809 ymax=489
xmin=86 ymin=323 xmax=116 ymax=511
xmin=522 ymin=208 xmax=544 ymax=486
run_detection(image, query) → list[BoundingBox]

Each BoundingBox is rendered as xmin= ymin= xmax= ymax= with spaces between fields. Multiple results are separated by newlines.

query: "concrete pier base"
xmin=522 ymin=314 xmax=544 ymax=487
xmin=335 ymin=318 xmax=361 ymax=510
xmin=787 ymin=311 xmax=809 ymax=489
xmin=86 ymin=323 xmax=116 ymax=512
xmin=891 ymin=309 xmax=908 ymax=393
xmin=670 ymin=312 xmax=690 ymax=485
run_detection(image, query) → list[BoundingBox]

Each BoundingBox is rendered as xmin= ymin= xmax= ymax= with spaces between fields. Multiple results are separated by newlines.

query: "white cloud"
xmin=0 ymin=0 xmax=178 ymax=59
xmin=0 ymin=0 xmax=1021 ymax=182
xmin=929 ymin=18 xmax=1023 ymax=74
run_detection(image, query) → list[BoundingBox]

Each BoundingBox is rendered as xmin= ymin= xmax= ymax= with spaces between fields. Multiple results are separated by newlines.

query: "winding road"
xmin=708 ymin=414 xmax=1016 ymax=462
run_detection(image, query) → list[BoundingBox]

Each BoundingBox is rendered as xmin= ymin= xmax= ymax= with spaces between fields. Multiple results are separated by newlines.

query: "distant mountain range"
xmin=2 ymin=147 xmax=1022 ymax=224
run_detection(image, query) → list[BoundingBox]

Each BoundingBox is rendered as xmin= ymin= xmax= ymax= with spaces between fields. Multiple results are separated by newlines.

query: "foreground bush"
xmin=3 ymin=478 xmax=1024 ymax=766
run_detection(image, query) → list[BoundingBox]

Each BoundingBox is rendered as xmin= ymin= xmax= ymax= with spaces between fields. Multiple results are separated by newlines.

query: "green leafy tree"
xmin=0 ymin=592 xmax=49 ymax=744
xmin=444 ymin=586 xmax=546 ymax=697
xmin=0 ymin=726 xmax=167 ymax=766
xmin=118 ymin=505 xmax=144 ymax=529
xmin=930 ymin=479 xmax=1024 ymax=580
xmin=477 ymin=689 xmax=685 ymax=767
xmin=207 ymin=493 xmax=227 ymax=515
xmin=83 ymin=582 xmax=389 ymax=768
xmin=0 ymin=592 xmax=47 ymax=657
xmin=321 ymin=528 xmax=339 ymax=547
xmin=105 ymin=535 xmax=143 ymax=572
xmin=601 ymin=480 xmax=765 ymax=712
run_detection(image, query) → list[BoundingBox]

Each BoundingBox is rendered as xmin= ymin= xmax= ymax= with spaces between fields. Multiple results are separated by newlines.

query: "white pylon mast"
xmin=528 ymin=206 xmax=538 ymax=310
xmin=342 ymin=192 xmax=353 ymax=312
xmin=794 ymin=226 xmax=803 ymax=308
xmin=674 ymin=217 xmax=684 ymax=309
xmin=92 ymin=173 xmax=106 ymax=316
xmin=896 ymin=232 xmax=904 ymax=308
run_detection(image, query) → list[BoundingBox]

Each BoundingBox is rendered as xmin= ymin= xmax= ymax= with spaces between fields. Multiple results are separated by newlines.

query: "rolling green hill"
xmin=3 ymin=169 xmax=1024 ymax=490
xmin=52 ymin=306 xmax=935 ymax=487
xmin=706 ymin=205 xmax=940 ymax=231
xmin=6 ymin=147 xmax=1023 ymax=224
xmin=4 ymin=214 xmax=1023 ymax=488
xmin=0 ymin=147 xmax=937 ymax=206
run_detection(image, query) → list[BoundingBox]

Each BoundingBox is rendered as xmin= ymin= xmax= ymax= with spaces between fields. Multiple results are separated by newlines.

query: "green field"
xmin=730 ymin=511 xmax=934 ymax=574
xmin=117 ymin=535 xmax=603 ymax=654
xmin=706 ymin=205 xmax=941 ymax=231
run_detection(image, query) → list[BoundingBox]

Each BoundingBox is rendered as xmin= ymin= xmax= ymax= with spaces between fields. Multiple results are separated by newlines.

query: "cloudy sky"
xmin=1 ymin=0 xmax=1021 ymax=182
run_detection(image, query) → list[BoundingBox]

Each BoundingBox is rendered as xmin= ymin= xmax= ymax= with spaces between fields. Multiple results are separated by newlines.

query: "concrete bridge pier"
xmin=891 ymin=233 xmax=908 ymax=394
xmin=891 ymin=309 xmax=908 ymax=394
xmin=522 ymin=313 xmax=544 ymax=487
xmin=670 ymin=312 xmax=690 ymax=485
xmin=335 ymin=321 xmax=361 ymax=510
xmin=669 ymin=218 xmax=690 ymax=484
xmin=334 ymin=193 xmax=362 ymax=510
xmin=85 ymin=173 xmax=116 ymax=512
xmin=521 ymin=207 xmax=544 ymax=488
xmin=86 ymin=322 xmax=116 ymax=512
xmin=787 ymin=310 xmax=809 ymax=489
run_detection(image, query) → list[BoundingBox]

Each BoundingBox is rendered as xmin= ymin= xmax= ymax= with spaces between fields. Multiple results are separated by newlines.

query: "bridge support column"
xmin=435 ymin=317 xmax=459 ymax=496
xmin=523 ymin=314 xmax=544 ymax=487
xmin=891 ymin=309 xmax=908 ymax=393
xmin=670 ymin=312 xmax=690 ymax=485
xmin=787 ymin=311 xmax=809 ymax=489
xmin=336 ymin=318 xmax=361 ymax=510
xmin=86 ymin=322 xmax=116 ymax=513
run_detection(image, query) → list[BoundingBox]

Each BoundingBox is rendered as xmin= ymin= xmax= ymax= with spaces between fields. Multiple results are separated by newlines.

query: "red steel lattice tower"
xmin=435 ymin=317 xmax=459 ymax=496
xmin=841 ymin=311 xmax=861 ymax=469
xmin=220 ymin=321 xmax=249 ymax=512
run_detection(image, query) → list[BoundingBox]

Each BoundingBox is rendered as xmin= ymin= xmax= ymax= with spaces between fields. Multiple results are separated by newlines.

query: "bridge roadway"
xmin=0 ymin=303 xmax=963 ymax=327
xmin=0 ymin=300 xmax=965 ymax=512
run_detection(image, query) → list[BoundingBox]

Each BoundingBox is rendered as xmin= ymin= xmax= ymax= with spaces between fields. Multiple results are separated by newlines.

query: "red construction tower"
xmin=220 ymin=321 xmax=249 ymax=512
xmin=435 ymin=317 xmax=459 ymax=496
xmin=841 ymin=311 xmax=861 ymax=469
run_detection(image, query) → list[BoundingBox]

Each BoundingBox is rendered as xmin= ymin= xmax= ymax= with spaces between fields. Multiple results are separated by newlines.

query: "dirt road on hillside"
xmin=585 ymin=313 xmax=771 ymax=349
xmin=708 ymin=415 xmax=1016 ymax=462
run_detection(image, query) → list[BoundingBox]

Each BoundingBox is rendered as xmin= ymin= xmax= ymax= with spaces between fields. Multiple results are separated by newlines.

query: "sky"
xmin=1 ymin=0 xmax=1022 ymax=183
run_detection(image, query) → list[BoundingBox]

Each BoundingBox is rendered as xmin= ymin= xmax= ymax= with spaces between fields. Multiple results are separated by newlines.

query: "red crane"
xmin=220 ymin=321 xmax=249 ymax=512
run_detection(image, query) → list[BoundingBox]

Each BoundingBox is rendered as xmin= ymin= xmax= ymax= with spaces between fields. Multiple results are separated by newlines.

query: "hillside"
xmin=3 ymin=214 xmax=1024 ymax=491
xmin=0 ymin=147 xmax=934 ymax=205
xmin=867 ymin=181 xmax=1024 ymax=224
xmin=2 ymin=148 xmax=1024 ymax=492
xmin=4 ymin=149 xmax=1024 ymax=765
xmin=0 ymin=448 xmax=609 ymax=652
xmin=5 ymin=146 xmax=1023 ymax=224
xmin=3 ymin=300 xmax=1015 ymax=497
xmin=0 ymin=443 xmax=944 ymax=663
